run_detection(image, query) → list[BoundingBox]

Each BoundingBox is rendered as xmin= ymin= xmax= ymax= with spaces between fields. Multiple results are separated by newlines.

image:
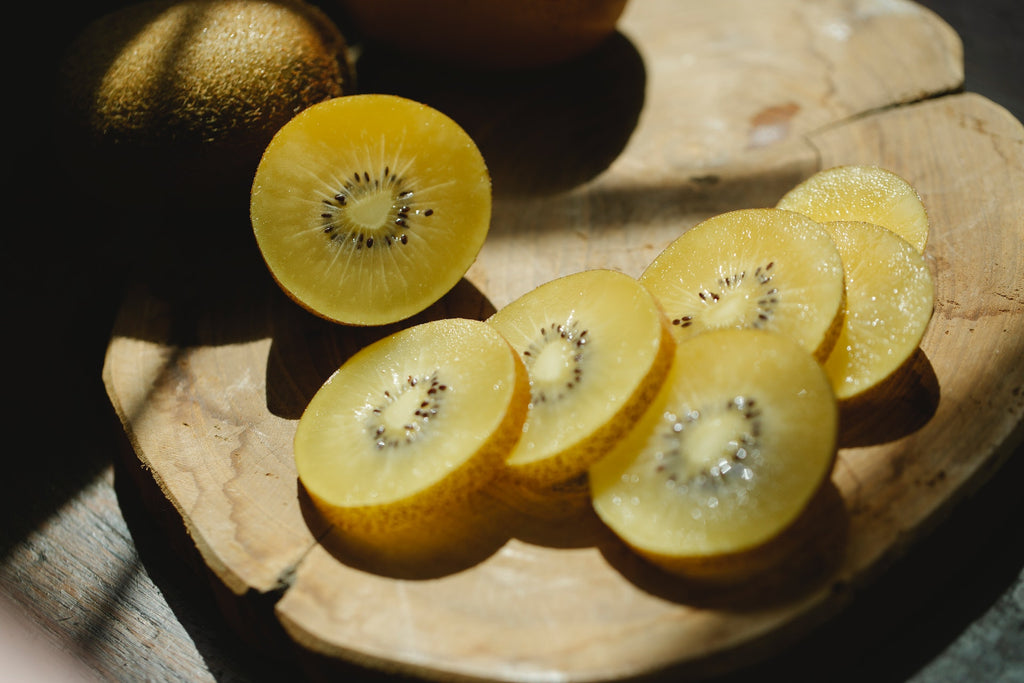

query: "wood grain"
xmin=101 ymin=0 xmax=1024 ymax=680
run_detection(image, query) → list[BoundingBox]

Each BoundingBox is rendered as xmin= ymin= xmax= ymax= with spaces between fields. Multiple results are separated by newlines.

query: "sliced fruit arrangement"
xmin=294 ymin=318 xmax=529 ymax=535
xmin=250 ymin=93 xmax=492 ymax=326
xmin=58 ymin=0 xmax=942 ymax=588
xmin=285 ymin=163 xmax=938 ymax=583
xmin=819 ymin=221 xmax=935 ymax=402
xmin=486 ymin=269 xmax=675 ymax=488
xmin=638 ymin=208 xmax=846 ymax=361
xmin=589 ymin=328 xmax=838 ymax=581
xmin=776 ymin=164 xmax=930 ymax=253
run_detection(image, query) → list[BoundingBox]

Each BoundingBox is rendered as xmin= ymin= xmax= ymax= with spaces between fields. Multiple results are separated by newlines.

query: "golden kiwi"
xmin=777 ymin=165 xmax=930 ymax=253
xmin=55 ymin=0 xmax=355 ymax=212
xmin=818 ymin=221 xmax=936 ymax=402
xmin=589 ymin=328 xmax=838 ymax=582
xmin=486 ymin=269 xmax=675 ymax=488
xmin=639 ymin=208 xmax=847 ymax=362
xmin=294 ymin=318 xmax=530 ymax=536
xmin=250 ymin=94 xmax=492 ymax=327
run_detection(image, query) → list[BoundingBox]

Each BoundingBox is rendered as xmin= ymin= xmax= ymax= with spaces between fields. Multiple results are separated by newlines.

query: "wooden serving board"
xmin=102 ymin=0 xmax=1024 ymax=680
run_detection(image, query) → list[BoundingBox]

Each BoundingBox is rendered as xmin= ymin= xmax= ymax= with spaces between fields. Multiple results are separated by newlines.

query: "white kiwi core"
xmin=532 ymin=338 xmax=575 ymax=386
xmin=487 ymin=269 xmax=673 ymax=486
xmin=347 ymin=190 xmax=397 ymax=230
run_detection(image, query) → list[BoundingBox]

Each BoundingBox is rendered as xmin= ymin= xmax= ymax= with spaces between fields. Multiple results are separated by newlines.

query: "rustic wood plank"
xmin=103 ymin=286 xmax=322 ymax=597
xmin=273 ymin=89 xmax=1024 ymax=683
xmin=0 ymin=466 xmax=213 ymax=682
xmin=98 ymin=0 xmax=1024 ymax=680
xmin=806 ymin=92 xmax=1024 ymax=568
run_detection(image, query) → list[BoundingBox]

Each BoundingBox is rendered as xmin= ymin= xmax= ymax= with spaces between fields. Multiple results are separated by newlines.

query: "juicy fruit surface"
xmin=250 ymin=94 xmax=492 ymax=326
xmin=487 ymin=269 xmax=674 ymax=486
xmin=820 ymin=221 xmax=936 ymax=401
xmin=294 ymin=318 xmax=528 ymax=533
xmin=589 ymin=329 xmax=837 ymax=566
xmin=639 ymin=208 xmax=846 ymax=361
xmin=777 ymin=165 xmax=930 ymax=253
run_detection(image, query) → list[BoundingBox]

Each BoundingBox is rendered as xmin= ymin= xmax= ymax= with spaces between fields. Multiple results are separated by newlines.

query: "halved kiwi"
xmin=294 ymin=318 xmax=529 ymax=535
xmin=819 ymin=221 xmax=936 ymax=402
xmin=250 ymin=94 xmax=492 ymax=326
xmin=486 ymin=269 xmax=675 ymax=488
xmin=776 ymin=165 xmax=930 ymax=253
xmin=638 ymin=208 xmax=846 ymax=361
xmin=589 ymin=328 xmax=838 ymax=581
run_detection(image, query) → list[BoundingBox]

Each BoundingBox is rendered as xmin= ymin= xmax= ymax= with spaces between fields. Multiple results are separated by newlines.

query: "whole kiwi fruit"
xmin=54 ymin=0 xmax=355 ymax=213
xmin=335 ymin=0 xmax=630 ymax=71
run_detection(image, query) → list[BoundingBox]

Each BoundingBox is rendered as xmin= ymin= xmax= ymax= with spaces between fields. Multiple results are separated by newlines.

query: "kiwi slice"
xmin=776 ymin=165 xmax=930 ymax=253
xmin=638 ymin=208 xmax=846 ymax=361
xmin=294 ymin=318 xmax=529 ymax=534
xmin=589 ymin=328 xmax=838 ymax=581
xmin=55 ymin=0 xmax=354 ymax=211
xmin=250 ymin=94 xmax=492 ymax=326
xmin=819 ymin=221 xmax=936 ymax=402
xmin=486 ymin=269 xmax=675 ymax=488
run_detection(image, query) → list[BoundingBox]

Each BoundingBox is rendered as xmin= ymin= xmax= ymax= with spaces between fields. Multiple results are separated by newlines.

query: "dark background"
xmin=3 ymin=0 xmax=1022 ymax=681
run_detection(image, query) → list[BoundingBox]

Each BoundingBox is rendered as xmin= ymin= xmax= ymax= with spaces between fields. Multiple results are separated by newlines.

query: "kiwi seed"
xmin=366 ymin=373 xmax=449 ymax=449
xmin=521 ymin=320 xmax=589 ymax=404
xmin=293 ymin=317 xmax=529 ymax=535
xmin=674 ymin=262 xmax=780 ymax=330
xmin=318 ymin=168 xmax=435 ymax=250
xmin=589 ymin=327 xmax=839 ymax=579
xmin=487 ymin=269 xmax=675 ymax=488
xmin=250 ymin=94 xmax=492 ymax=327
xmin=653 ymin=395 xmax=764 ymax=496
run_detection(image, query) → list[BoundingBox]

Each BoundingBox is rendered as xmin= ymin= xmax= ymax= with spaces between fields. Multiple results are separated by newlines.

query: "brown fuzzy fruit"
xmin=335 ymin=0 xmax=630 ymax=71
xmin=55 ymin=0 xmax=355 ymax=212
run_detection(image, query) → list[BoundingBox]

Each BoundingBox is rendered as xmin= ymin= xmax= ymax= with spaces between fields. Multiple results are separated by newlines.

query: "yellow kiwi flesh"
xmin=819 ymin=221 xmax=936 ymax=402
xmin=589 ymin=328 xmax=838 ymax=581
xmin=777 ymin=165 xmax=930 ymax=253
xmin=639 ymin=208 xmax=846 ymax=361
xmin=56 ymin=0 xmax=354 ymax=210
xmin=486 ymin=269 xmax=675 ymax=488
xmin=250 ymin=94 xmax=492 ymax=326
xmin=294 ymin=318 xmax=529 ymax=535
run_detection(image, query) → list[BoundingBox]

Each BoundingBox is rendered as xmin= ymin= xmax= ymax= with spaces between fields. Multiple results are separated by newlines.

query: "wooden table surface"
xmin=5 ymin=0 xmax=1023 ymax=681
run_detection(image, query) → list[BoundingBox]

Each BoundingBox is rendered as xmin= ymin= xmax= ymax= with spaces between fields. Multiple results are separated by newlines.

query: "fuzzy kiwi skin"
xmin=335 ymin=0 xmax=630 ymax=71
xmin=54 ymin=0 xmax=355 ymax=213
